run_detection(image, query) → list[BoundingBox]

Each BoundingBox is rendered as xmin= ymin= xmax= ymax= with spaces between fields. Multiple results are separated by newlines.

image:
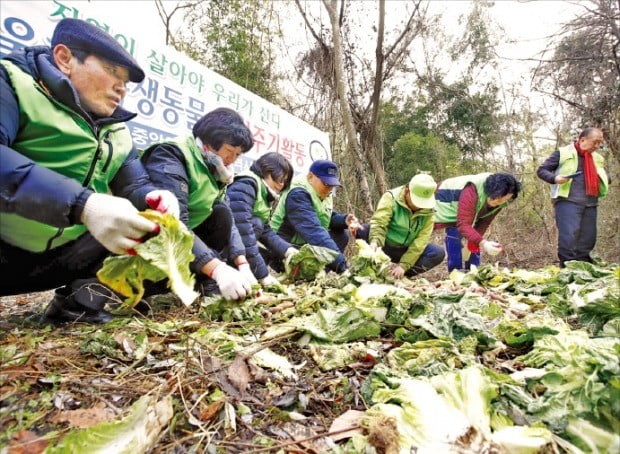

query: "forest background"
xmin=158 ymin=0 xmax=619 ymax=268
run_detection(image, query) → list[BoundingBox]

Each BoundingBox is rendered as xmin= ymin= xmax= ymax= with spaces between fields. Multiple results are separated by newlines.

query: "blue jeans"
xmin=444 ymin=227 xmax=480 ymax=271
xmin=554 ymin=200 xmax=597 ymax=266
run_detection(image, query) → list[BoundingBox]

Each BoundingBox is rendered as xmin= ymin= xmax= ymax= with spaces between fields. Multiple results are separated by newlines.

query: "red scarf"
xmin=574 ymin=141 xmax=599 ymax=196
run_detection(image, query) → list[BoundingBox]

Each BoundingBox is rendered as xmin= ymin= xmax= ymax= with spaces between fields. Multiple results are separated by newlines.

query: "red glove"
xmin=467 ymin=241 xmax=480 ymax=254
xmin=145 ymin=190 xmax=180 ymax=218
xmin=127 ymin=224 xmax=160 ymax=255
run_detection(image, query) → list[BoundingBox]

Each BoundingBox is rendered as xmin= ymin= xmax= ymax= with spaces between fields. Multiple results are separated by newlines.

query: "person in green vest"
xmin=368 ymin=174 xmax=445 ymax=278
xmin=141 ymin=108 xmax=259 ymax=301
xmin=0 ymin=18 xmax=180 ymax=323
xmin=434 ymin=173 xmax=521 ymax=271
xmin=227 ymin=153 xmax=298 ymax=286
xmin=270 ymin=160 xmax=364 ymax=273
xmin=537 ymin=127 xmax=609 ymax=266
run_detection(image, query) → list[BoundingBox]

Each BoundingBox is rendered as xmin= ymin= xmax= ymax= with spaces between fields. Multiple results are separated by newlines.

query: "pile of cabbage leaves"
xmin=3 ymin=240 xmax=618 ymax=453
xmin=203 ymin=247 xmax=619 ymax=453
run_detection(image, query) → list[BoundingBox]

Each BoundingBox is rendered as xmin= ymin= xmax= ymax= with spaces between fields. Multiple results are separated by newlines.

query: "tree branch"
xmin=294 ymin=0 xmax=330 ymax=52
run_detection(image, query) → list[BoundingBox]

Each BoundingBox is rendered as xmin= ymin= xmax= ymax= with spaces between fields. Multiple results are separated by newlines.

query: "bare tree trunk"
xmin=363 ymin=0 xmax=389 ymax=195
xmin=323 ymin=0 xmax=374 ymax=216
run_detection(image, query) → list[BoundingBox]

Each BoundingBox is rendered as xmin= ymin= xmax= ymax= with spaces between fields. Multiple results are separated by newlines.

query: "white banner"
xmin=0 ymin=0 xmax=331 ymax=174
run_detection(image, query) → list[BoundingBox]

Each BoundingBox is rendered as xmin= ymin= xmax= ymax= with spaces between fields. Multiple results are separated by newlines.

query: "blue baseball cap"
xmin=51 ymin=18 xmax=145 ymax=83
xmin=310 ymin=160 xmax=342 ymax=187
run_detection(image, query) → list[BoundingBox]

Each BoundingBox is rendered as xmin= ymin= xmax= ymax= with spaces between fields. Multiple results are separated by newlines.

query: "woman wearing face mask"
xmin=141 ymin=108 xmax=257 ymax=301
xmin=227 ymin=153 xmax=297 ymax=286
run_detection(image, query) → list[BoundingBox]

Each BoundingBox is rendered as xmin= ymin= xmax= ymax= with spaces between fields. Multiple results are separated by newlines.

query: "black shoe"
xmin=42 ymin=293 xmax=114 ymax=324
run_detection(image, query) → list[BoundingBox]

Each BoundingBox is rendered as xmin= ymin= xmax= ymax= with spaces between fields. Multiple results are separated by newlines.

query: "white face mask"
xmin=262 ymin=178 xmax=280 ymax=201
xmin=195 ymin=137 xmax=234 ymax=185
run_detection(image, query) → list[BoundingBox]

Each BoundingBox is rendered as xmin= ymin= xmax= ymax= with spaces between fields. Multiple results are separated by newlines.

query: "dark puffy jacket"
xmin=0 ymin=46 xmax=154 ymax=230
xmin=141 ymin=143 xmax=246 ymax=273
xmin=227 ymin=175 xmax=291 ymax=279
xmin=275 ymin=188 xmax=348 ymax=272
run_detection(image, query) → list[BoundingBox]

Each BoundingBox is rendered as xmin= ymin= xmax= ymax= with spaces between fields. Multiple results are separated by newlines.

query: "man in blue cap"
xmin=0 ymin=18 xmax=179 ymax=323
xmin=270 ymin=159 xmax=364 ymax=273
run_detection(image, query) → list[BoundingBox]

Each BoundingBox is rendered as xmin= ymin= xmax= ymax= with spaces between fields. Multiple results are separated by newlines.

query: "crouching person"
xmin=227 ymin=153 xmax=297 ymax=286
xmin=0 ymin=18 xmax=179 ymax=323
xmin=141 ymin=108 xmax=258 ymax=300
xmin=269 ymin=160 xmax=364 ymax=273
xmin=369 ymin=174 xmax=444 ymax=279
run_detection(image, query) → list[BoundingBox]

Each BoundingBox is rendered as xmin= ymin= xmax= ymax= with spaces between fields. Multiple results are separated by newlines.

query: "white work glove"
xmin=285 ymin=247 xmax=298 ymax=259
xmin=211 ymin=263 xmax=251 ymax=300
xmin=260 ymin=274 xmax=279 ymax=286
xmin=482 ymin=240 xmax=503 ymax=256
xmin=369 ymin=241 xmax=379 ymax=251
xmin=145 ymin=190 xmax=180 ymax=218
xmin=81 ymin=193 xmax=157 ymax=255
xmin=238 ymin=262 xmax=258 ymax=287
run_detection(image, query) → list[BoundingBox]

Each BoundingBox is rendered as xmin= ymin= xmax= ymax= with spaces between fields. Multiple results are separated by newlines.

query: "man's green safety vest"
xmin=551 ymin=144 xmax=608 ymax=199
xmin=384 ymin=186 xmax=434 ymax=247
xmin=151 ymin=136 xmax=226 ymax=230
xmin=0 ymin=60 xmax=131 ymax=252
xmin=234 ymin=170 xmax=272 ymax=223
xmin=434 ymin=173 xmax=506 ymax=224
xmin=270 ymin=176 xmax=333 ymax=246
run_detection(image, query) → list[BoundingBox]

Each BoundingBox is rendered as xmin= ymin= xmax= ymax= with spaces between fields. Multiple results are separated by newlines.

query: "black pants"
xmin=382 ymin=243 xmax=445 ymax=276
xmin=0 ymin=233 xmax=108 ymax=297
xmin=0 ymin=233 xmax=120 ymax=311
xmin=554 ymin=200 xmax=597 ymax=266
xmin=191 ymin=203 xmax=235 ymax=291
xmin=193 ymin=203 xmax=234 ymax=255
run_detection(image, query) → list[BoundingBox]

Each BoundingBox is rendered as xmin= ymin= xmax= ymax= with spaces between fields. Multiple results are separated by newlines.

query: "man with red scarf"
xmin=537 ymin=128 xmax=609 ymax=267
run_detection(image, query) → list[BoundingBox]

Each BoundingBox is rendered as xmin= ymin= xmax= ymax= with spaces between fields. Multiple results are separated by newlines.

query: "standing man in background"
xmin=537 ymin=127 xmax=608 ymax=267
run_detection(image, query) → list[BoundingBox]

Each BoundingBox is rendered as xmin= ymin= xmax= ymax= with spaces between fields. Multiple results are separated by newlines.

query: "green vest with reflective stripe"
xmin=164 ymin=136 xmax=226 ymax=229
xmin=0 ymin=60 xmax=132 ymax=252
xmin=552 ymin=144 xmax=608 ymax=199
xmin=270 ymin=176 xmax=332 ymax=246
xmin=435 ymin=173 xmax=505 ymax=224
xmin=234 ymin=170 xmax=271 ymax=223
xmin=385 ymin=186 xmax=434 ymax=247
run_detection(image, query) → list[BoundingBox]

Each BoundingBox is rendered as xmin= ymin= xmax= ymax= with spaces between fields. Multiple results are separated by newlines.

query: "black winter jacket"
xmin=141 ymin=143 xmax=246 ymax=273
xmin=0 ymin=46 xmax=154 ymax=233
xmin=227 ymin=175 xmax=291 ymax=279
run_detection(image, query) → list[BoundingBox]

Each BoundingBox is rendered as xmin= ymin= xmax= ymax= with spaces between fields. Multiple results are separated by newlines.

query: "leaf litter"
xmin=0 ymin=241 xmax=618 ymax=453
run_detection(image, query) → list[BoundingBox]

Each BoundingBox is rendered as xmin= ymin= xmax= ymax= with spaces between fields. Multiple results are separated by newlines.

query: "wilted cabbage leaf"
xmin=489 ymin=426 xmax=553 ymax=454
xmin=565 ymin=417 xmax=620 ymax=453
xmin=294 ymin=306 xmax=381 ymax=343
xmin=97 ymin=210 xmax=198 ymax=310
xmin=366 ymin=377 xmax=471 ymax=452
xmin=45 ymin=395 xmax=173 ymax=454
xmin=431 ymin=366 xmax=498 ymax=437
xmin=349 ymin=239 xmax=391 ymax=281
xmin=285 ymin=244 xmax=339 ymax=282
xmin=514 ymin=330 xmax=620 ymax=434
xmin=386 ymin=338 xmax=468 ymax=377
